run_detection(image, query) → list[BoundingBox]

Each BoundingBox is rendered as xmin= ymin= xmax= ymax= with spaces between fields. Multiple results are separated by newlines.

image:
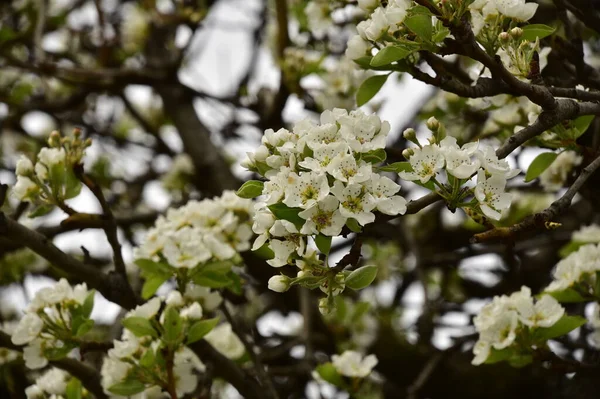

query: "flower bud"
xmin=509 ymin=27 xmax=523 ymax=39
xmin=402 ymin=128 xmax=420 ymax=146
xmin=47 ymin=131 xmax=61 ymax=147
xmin=426 ymin=116 xmax=440 ymax=132
xmin=318 ymin=297 xmax=333 ymax=315
xmin=498 ymin=32 xmax=510 ymax=42
xmin=268 ymin=275 xmax=290 ymax=293
xmin=15 ymin=156 xmax=34 ymax=176
xmin=402 ymin=148 xmax=414 ymax=160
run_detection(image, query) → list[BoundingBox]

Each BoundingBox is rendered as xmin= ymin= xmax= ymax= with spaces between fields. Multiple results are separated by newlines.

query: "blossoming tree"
xmin=1 ymin=0 xmax=600 ymax=398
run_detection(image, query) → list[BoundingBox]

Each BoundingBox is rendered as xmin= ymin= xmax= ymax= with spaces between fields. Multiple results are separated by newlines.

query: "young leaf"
xmin=534 ymin=315 xmax=587 ymax=341
xmin=315 ymin=234 xmax=332 ymax=255
xmin=187 ymin=317 xmax=220 ymax=344
xmin=545 ymin=288 xmax=588 ymax=303
xmin=345 ymin=218 xmax=362 ymax=233
xmin=370 ymin=46 xmax=413 ymax=67
xmin=379 ymin=161 xmax=411 ymax=173
xmin=108 ymin=380 xmax=146 ymax=396
xmin=81 ymin=290 xmax=95 ymax=318
xmin=122 ymin=317 xmax=159 ymax=338
xmin=361 ymin=148 xmax=387 ymax=164
xmin=65 ymin=378 xmax=82 ymax=399
xmin=345 ymin=265 xmax=378 ymax=290
xmin=142 ymin=274 xmax=170 ymax=299
xmin=163 ymin=306 xmax=183 ymax=345
xmin=404 ymin=13 xmax=433 ymax=41
xmin=356 ymin=75 xmax=389 ymax=106
xmin=135 ymin=259 xmax=173 ymax=276
xmin=484 ymin=347 xmax=516 ymax=364
xmin=139 ymin=348 xmax=156 ymax=368
xmin=524 ymin=152 xmax=558 ymax=182
xmin=75 ymin=319 xmax=94 ymax=337
xmin=236 ymin=180 xmax=264 ymax=199
xmin=192 ymin=270 xmax=233 ymax=288
xmin=573 ymin=115 xmax=595 ymax=139
xmin=268 ymin=203 xmax=305 ymax=229
xmin=521 ymin=24 xmax=555 ymax=41
xmin=315 ymin=363 xmax=345 ymax=387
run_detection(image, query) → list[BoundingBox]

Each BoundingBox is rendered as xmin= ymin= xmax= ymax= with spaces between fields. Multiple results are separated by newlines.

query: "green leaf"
xmin=28 ymin=204 xmax=55 ymax=218
xmin=142 ymin=274 xmax=170 ymax=299
xmin=253 ymin=243 xmax=275 ymax=259
xmin=521 ymin=24 xmax=555 ymax=41
xmin=558 ymin=241 xmax=584 ymax=258
xmin=291 ymin=275 xmax=326 ymax=289
xmin=356 ymin=75 xmax=389 ymax=107
xmin=236 ymin=180 xmax=264 ymax=199
xmin=192 ymin=270 xmax=233 ymax=288
xmin=573 ymin=115 xmax=595 ymax=139
xmin=315 ymin=363 xmax=345 ymax=387
xmin=163 ymin=306 xmax=183 ymax=345
xmin=370 ymin=46 xmax=413 ymax=67
xmin=108 ymin=380 xmax=146 ymax=396
xmin=534 ymin=315 xmax=587 ymax=341
xmin=315 ymin=234 xmax=332 ymax=255
xmin=268 ymin=203 xmax=305 ymax=229
xmin=508 ymin=354 xmax=533 ymax=368
xmin=484 ymin=347 xmax=516 ymax=364
xmin=345 ymin=265 xmax=378 ymax=290
xmin=75 ymin=319 xmax=94 ymax=337
xmin=379 ymin=161 xmax=411 ymax=173
xmin=361 ymin=148 xmax=387 ymax=164
xmin=139 ymin=348 xmax=156 ymax=368
xmin=345 ymin=218 xmax=362 ymax=233
xmin=65 ymin=378 xmax=82 ymax=399
xmin=44 ymin=345 xmax=73 ymax=361
xmin=524 ymin=152 xmax=558 ymax=182
xmin=404 ymin=12 xmax=433 ymax=41
xmin=135 ymin=259 xmax=173 ymax=276
xmin=226 ymin=271 xmax=244 ymax=295
xmin=81 ymin=290 xmax=95 ymax=318
xmin=122 ymin=317 xmax=159 ymax=338
xmin=187 ymin=317 xmax=220 ymax=344
xmin=546 ymin=288 xmax=588 ymax=303
xmin=595 ymin=271 xmax=600 ymax=300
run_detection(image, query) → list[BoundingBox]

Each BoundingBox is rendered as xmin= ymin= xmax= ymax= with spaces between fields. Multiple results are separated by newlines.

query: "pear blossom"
xmin=367 ymin=174 xmax=407 ymax=216
xmin=494 ymin=0 xmax=538 ymax=21
xmin=331 ymin=181 xmax=376 ymax=226
xmin=331 ymin=350 xmax=378 ymax=378
xmin=283 ymin=172 xmax=330 ymax=209
xmin=16 ymin=155 xmax=34 ymax=175
xmin=299 ymin=195 xmax=347 ymax=236
xmin=439 ymin=136 xmax=481 ymax=179
xmin=339 ymin=110 xmax=389 ymax=152
xmin=539 ymin=151 xmax=582 ymax=192
xmin=515 ymin=294 xmax=564 ymax=328
xmin=11 ymin=313 xmax=43 ymax=345
xmin=399 ymin=144 xmax=445 ymax=184
xmin=12 ymin=176 xmax=39 ymax=200
xmin=299 ymin=143 xmax=348 ymax=173
xmin=346 ymin=35 xmax=370 ymax=60
xmin=327 ymin=154 xmax=372 ymax=184
xmin=572 ymin=224 xmax=600 ymax=243
xmin=475 ymin=170 xmax=512 ymax=220
xmin=545 ymin=244 xmax=600 ymax=293
xmin=477 ymin=146 xmax=520 ymax=179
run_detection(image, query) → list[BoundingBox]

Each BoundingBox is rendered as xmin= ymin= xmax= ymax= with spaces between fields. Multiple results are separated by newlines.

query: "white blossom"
xmin=13 ymin=176 xmax=39 ymax=200
xmin=327 ymin=154 xmax=372 ymax=184
xmin=477 ymin=146 xmax=520 ymax=179
xmin=475 ymin=170 xmax=512 ymax=220
xmin=539 ymin=151 xmax=582 ymax=192
xmin=180 ymin=302 xmax=203 ymax=320
xmin=331 ymin=181 xmax=376 ymax=226
xmin=11 ymin=313 xmax=43 ymax=345
xmin=283 ymin=172 xmax=330 ymax=209
xmin=572 ymin=224 xmax=600 ymax=243
xmin=331 ymin=350 xmax=378 ymax=378
xmin=204 ymin=323 xmax=245 ymax=360
xmin=268 ymin=275 xmax=290 ymax=292
xmin=439 ymin=136 xmax=481 ymax=179
xmin=494 ymin=0 xmax=538 ymax=21
xmin=346 ymin=35 xmax=370 ymax=60
xmin=16 ymin=155 xmax=34 ymax=175
xmin=367 ymin=174 xmax=407 ymax=216
xmin=399 ymin=144 xmax=445 ymax=184
xmin=299 ymin=195 xmax=347 ymax=236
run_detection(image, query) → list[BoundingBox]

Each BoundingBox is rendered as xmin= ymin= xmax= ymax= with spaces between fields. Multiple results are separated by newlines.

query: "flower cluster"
xmin=241 ymin=109 xmax=403 ymax=306
xmin=470 ymin=0 xmax=538 ymax=37
xmin=101 ymin=295 xmax=209 ymax=397
xmin=401 ymin=124 xmax=519 ymax=220
xmin=314 ymin=58 xmax=370 ymax=111
xmin=161 ymin=153 xmax=195 ymax=193
xmin=332 ymin=350 xmax=378 ymax=378
xmin=25 ymin=367 xmax=71 ymax=399
xmin=11 ymin=278 xmax=94 ymax=369
xmin=472 ymin=286 xmax=565 ymax=365
xmin=346 ymin=0 xmax=412 ymax=60
xmin=13 ymin=130 xmax=90 ymax=217
xmin=134 ymin=191 xmax=253 ymax=297
xmin=544 ymin=244 xmax=600 ymax=295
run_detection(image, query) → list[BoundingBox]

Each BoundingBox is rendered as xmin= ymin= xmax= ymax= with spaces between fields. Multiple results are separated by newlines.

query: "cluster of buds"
xmin=13 ymin=129 xmax=91 ymax=217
